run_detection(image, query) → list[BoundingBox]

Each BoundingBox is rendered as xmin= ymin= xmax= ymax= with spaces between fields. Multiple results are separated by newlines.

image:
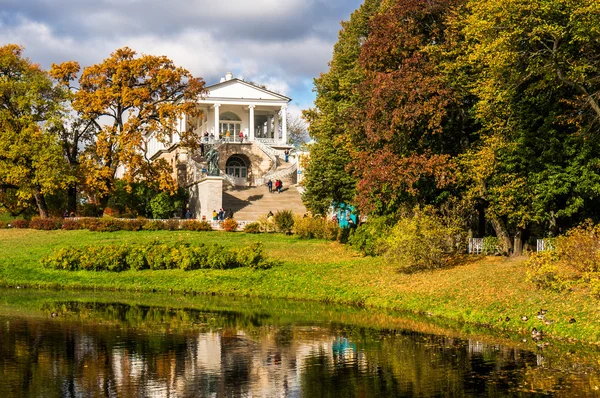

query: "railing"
xmin=537 ymin=239 xmax=553 ymax=252
xmin=255 ymin=137 xmax=283 ymax=146
xmin=468 ymin=238 xmax=484 ymax=254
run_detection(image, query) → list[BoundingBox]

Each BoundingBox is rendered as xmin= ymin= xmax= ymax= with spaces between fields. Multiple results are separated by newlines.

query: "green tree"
xmin=0 ymin=44 xmax=73 ymax=218
xmin=302 ymin=0 xmax=383 ymax=215
xmin=458 ymin=0 xmax=600 ymax=254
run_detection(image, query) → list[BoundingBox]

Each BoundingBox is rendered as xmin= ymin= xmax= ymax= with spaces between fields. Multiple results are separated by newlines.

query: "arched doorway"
xmin=226 ymin=155 xmax=248 ymax=186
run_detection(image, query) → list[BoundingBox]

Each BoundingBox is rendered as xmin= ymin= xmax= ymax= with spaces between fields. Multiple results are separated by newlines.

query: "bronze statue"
xmin=206 ymin=148 xmax=220 ymax=176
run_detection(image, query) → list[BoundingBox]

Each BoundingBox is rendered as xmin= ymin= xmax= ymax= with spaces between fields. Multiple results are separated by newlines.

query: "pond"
xmin=1 ymin=288 xmax=599 ymax=397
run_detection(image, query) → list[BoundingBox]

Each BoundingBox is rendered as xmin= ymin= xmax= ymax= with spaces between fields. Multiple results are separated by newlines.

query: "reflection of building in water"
xmin=36 ymin=323 xmax=362 ymax=397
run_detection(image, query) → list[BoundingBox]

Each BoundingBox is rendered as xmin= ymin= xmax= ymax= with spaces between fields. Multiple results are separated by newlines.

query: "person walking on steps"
xmin=267 ymin=179 xmax=273 ymax=193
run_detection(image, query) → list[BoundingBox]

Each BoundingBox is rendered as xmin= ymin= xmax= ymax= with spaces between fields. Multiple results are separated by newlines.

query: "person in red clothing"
xmin=239 ymin=131 xmax=244 ymax=143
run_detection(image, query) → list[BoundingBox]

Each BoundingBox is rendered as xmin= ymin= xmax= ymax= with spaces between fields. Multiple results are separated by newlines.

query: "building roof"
xmin=205 ymin=78 xmax=291 ymax=103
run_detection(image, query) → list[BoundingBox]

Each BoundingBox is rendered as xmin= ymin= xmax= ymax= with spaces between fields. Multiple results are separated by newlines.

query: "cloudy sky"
xmin=0 ymin=0 xmax=363 ymax=115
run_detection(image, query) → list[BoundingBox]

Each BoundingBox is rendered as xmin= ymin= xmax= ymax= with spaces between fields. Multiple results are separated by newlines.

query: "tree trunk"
xmin=477 ymin=202 xmax=486 ymax=238
xmin=489 ymin=216 xmax=512 ymax=254
xmin=513 ymin=228 xmax=523 ymax=256
xmin=33 ymin=189 xmax=49 ymax=218
xmin=67 ymin=184 xmax=77 ymax=214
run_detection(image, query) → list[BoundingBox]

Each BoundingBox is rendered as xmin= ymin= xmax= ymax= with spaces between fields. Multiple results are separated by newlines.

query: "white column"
xmin=274 ymin=111 xmax=279 ymax=141
xmin=249 ymin=105 xmax=255 ymax=141
xmin=213 ymin=104 xmax=220 ymax=139
xmin=178 ymin=113 xmax=186 ymax=144
xmin=281 ymin=105 xmax=288 ymax=144
xmin=267 ymin=115 xmax=272 ymax=137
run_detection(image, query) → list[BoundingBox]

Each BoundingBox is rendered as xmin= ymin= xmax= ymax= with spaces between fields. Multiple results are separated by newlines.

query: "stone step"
xmin=222 ymin=185 xmax=307 ymax=221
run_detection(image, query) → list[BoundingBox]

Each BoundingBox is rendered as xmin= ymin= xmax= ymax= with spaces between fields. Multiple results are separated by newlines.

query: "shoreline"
xmin=1 ymin=229 xmax=598 ymax=344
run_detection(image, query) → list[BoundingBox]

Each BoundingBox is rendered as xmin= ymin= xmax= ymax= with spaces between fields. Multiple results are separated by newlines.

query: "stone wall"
xmin=217 ymin=142 xmax=274 ymax=185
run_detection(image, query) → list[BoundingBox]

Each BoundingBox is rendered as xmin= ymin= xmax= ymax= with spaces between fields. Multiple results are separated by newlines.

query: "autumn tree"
xmin=347 ymin=0 xmax=472 ymax=215
xmin=0 ymin=44 xmax=73 ymax=218
xmin=458 ymin=0 xmax=600 ymax=254
xmin=50 ymin=47 xmax=206 ymax=207
xmin=302 ymin=0 xmax=382 ymax=214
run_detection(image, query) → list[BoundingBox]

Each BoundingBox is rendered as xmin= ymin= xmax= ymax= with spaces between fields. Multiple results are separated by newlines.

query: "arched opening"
xmin=226 ymin=155 xmax=249 ymax=185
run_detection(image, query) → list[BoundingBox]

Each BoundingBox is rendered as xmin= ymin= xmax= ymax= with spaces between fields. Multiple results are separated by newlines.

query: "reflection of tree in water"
xmin=2 ymin=301 xmax=600 ymax=397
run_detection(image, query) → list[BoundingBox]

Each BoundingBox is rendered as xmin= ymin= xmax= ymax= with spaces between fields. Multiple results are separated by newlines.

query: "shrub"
xmin=150 ymin=192 xmax=176 ymax=219
xmin=233 ymin=243 xmax=274 ymax=269
xmin=294 ymin=215 xmax=318 ymax=239
xmin=126 ymin=246 xmax=148 ymax=270
xmin=10 ymin=219 xmax=29 ymax=229
xmin=145 ymin=243 xmax=179 ymax=270
xmin=294 ymin=215 xmax=340 ymax=240
xmin=142 ymin=220 xmax=167 ymax=231
xmin=121 ymin=219 xmax=146 ymax=231
xmin=273 ymin=210 xmax=294 ymax=234
xmin=30 ymin=217 xmax=63 ymax=230
xmin=164 ymin=219 xmax=181 ymax=231
xmin=526 ymin=250 xmax=571 ymax=291
xmin=182 ymin=220 xmax=213 ymax=231
xmin=482 ymin=236 xmax=500 ymax=255
xmin=348 ymin=215 xmax=395 ymax=256
xmin=526 ymin=222 xmax=600 ymax=295
xmin=257 ymin=215 xmax=276 ymax=233
xmin=0 ymin=221 xmax=8 ymax=229
xmin=243 ymin=222 xmax=261 ymax=234
xmin=42 ymin=247 xmax=81 ymax=271
xmin=87 ymin=218 xmax=124 ymax=232
xmin=61 ymin=219 xmax=85 ymax=230
xmin=204 ymin=244 xmax=236 ymax=269
xmin=41 ymin=241 xmax=279 ymax=272
xmin=222 ymin=218 xmax=239 ymax=232
xmin=322 ymin=219 xmax=341 ymax=241
xmin=384 ymin=207 xmax=462 ymax=272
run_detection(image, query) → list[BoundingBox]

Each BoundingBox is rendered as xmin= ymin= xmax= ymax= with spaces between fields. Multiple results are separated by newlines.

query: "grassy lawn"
xmin=1 ymin=228 xmax=599 ymax=343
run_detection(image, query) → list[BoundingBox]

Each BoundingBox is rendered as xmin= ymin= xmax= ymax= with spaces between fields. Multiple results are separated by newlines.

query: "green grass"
xmin=1 ymin=229 xmax=599 ymax=343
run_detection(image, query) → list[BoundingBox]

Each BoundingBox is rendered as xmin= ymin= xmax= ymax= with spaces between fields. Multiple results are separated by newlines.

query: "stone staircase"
xmin=222 ymin=184 xmax=307 ymax=221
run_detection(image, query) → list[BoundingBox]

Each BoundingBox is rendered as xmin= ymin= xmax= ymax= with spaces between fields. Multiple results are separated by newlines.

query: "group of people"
xmin=212 ymin=208 xmax=234 ymax=221
xmin=202 ymin=131 xmax=245 ymax=144
xmin=267 ymin=179 xmax=284 ymax=193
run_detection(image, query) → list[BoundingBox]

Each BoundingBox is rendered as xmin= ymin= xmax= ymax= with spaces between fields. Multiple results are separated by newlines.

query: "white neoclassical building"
xmin=146 ymin=72 xmax=300 ymax=219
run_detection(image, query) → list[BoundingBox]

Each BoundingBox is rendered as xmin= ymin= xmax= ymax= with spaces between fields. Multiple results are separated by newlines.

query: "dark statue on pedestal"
xmin=206 ymin=148 xmax=220 ymax=176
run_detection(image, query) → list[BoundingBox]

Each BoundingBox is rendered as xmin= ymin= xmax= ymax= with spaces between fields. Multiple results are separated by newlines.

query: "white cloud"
xmin=0 ymin=0 xmax=363 ymax=109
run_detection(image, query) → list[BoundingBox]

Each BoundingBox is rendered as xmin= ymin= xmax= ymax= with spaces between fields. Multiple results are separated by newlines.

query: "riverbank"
xmin=1 ymin=229 xmax=598 ymax=343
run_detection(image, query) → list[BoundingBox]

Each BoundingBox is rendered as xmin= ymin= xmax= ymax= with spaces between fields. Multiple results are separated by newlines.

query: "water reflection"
xmin=1 ymin=297 xmax=599 ymax=397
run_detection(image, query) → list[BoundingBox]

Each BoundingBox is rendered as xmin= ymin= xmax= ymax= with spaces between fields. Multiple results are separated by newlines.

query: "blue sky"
xmin=0 ymin=0 xmax=364 ymax=116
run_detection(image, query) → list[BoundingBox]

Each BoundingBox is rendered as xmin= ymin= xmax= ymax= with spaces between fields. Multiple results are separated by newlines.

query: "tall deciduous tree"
xmin=302 ymin=0 xmax=382 ymax=214
xmin=50 ymin=47 xmax=206 ymax=207
xmin=0 ymin=44 xmax=73 ymax=217
xmin=458 ymin=0 xmax=600 ymax=253
xmin=348 ymin=0 xmax=471 ymax=215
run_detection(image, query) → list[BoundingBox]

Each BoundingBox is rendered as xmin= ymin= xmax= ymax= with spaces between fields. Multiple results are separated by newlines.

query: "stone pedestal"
xmin=188 ymin=177 xmax=223 ymax=220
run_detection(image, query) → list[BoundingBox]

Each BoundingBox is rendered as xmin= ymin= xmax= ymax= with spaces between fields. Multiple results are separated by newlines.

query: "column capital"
xmin=213 ymin=103 xmax=221 ymax=109
xmin=280 ymin=104 xmax=288 ymax=111
xmin=247 ymin=105 xmax=256 ymax=109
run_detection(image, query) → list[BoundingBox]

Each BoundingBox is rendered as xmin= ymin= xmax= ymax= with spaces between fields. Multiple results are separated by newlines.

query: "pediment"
xmin=206 ymin=79 xmax=290 ymax=102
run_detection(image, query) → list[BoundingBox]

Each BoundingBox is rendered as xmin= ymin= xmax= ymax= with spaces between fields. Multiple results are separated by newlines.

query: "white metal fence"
xmin=468 ymin=238 xmax=484 ymax=254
